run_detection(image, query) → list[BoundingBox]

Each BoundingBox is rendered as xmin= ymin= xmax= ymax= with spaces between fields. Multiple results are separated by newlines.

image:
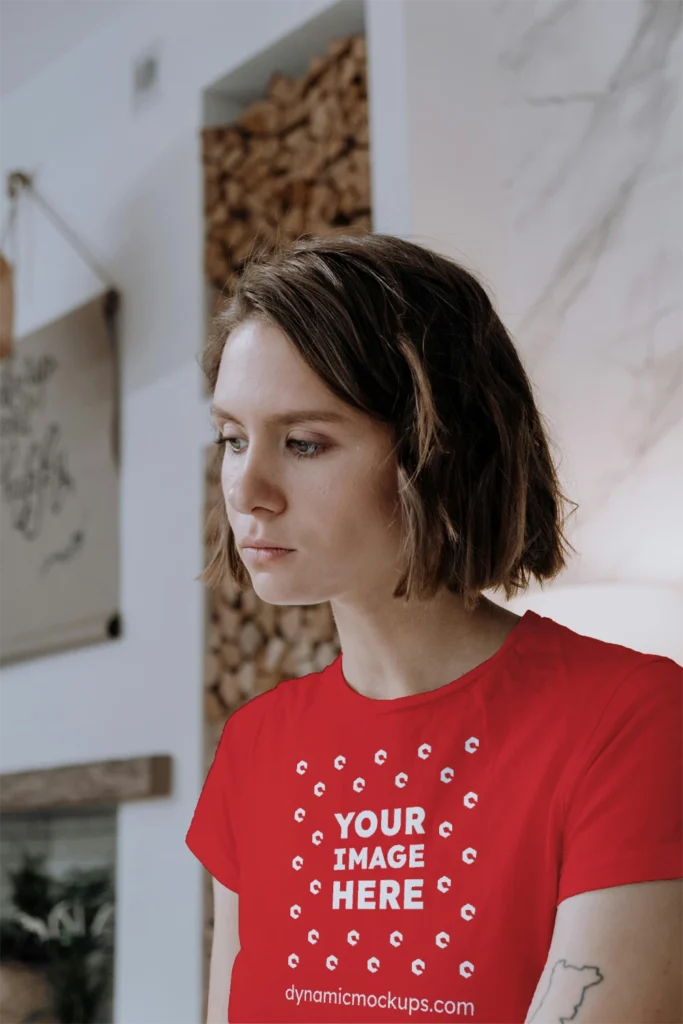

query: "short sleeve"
xmin=185 ymin=714 xmax=241 ymax=893
xmin=557 ymin=655 xmax=683 ymax=906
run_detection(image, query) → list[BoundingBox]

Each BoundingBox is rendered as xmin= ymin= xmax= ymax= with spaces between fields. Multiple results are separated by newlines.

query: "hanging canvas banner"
xmin=0 ymin=290 xmax=121 ymax=664
xmin=0 ymin=254 xmax=14 ymax=359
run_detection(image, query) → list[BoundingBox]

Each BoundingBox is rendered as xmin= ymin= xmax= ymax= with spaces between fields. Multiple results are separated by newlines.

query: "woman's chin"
xmin=249 ymin=577 xmax=317 ymax=607
xmin=242 ymin=555 xmax=334 ymax=607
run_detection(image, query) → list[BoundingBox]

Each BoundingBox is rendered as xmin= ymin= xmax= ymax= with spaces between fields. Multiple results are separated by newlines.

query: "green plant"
xmin=0 ymin=851 xmax=115 ymax=1024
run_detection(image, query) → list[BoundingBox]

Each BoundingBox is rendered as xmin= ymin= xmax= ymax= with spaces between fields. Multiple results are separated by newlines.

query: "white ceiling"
xmin=0 ymin=0 xmax=132 ymax=97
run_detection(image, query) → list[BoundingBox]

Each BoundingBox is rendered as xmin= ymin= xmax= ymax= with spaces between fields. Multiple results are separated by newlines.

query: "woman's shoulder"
xmin=519 ymin=610 xmax=681 ymax=721
xmin=522 ymin=608 xmax=678 ymax=674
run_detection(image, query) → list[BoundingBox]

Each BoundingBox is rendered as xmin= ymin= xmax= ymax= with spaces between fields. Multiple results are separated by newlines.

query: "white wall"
xmin=0 ymin=0 xmax=129 ymax=97
xmin=0 ymin=3 xmax=339 ymax=1021
xmin=365 ymin=1 xmax=508 ymax=292
xmin=381 ymin=0 xmax=683 ymax=659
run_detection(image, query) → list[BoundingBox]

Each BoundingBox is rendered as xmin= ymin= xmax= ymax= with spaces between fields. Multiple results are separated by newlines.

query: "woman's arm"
xmin=206 ymin=877 xmax=240 ymax=1024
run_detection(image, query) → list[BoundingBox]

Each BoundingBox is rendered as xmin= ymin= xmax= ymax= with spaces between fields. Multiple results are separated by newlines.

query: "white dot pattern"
xmin=287 ymin=738 xmax=481 ymax=978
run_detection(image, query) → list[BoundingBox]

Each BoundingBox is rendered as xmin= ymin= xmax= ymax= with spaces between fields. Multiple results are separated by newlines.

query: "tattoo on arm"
xmin=527 ymin=959 xmax=605 ymax=1023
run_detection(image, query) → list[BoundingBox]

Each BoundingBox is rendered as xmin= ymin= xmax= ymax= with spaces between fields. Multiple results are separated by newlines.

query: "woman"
xmin=185 ymin=234 xmax=681 ymax=1024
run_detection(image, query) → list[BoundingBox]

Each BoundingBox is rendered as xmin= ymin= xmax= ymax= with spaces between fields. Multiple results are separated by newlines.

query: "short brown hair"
xmin=199 ymin=233 xmax=577 ymax=610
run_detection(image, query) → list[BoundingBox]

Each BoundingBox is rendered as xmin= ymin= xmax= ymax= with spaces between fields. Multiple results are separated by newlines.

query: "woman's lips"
xmin=242 ymin=547 xmax=294 ymax=564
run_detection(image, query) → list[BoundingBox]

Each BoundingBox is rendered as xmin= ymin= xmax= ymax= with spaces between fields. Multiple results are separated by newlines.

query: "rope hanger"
xmin=0 ymin=171 xmax=119 ymax=358
xmin=1 ymin=171 xmax=116 ymax=292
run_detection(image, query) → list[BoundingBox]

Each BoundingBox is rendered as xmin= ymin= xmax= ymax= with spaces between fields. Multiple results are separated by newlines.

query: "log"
xmin=218 ymin=671 xmax=241 ymax=710
xmin=281 ymin=205 xmax=305 ymax=236
xmin=218 ymin=604 xmax=241 ymax=640
xmin=347 ymin=213 xmax=372 ymax=235
xmin=267 ymin=71 xmax=303 ymax=108
xmin=279 ymin=606 xmax=303 ymax=642
xmin=307 ymin=183 xmax=339 ymax=223
xmin=314 ymin=641 xmax=339 ymax=672
xmin=261 ymin=635 xmax=287 ymax=673
xmin=235 ymin=99 xmax=282 ymax=135
xmin=219 ymin=573 xmax=241 ymax=606
xmin=204 ymin=651 xmax=220 ymax=687
xmin=205 ymin=689 xmax=226 ymax=722
xmin=257 ymin=601 xmax=278 ymax=634
xmin=220 ymin=641 xmax=242 ymax=670
xmin=222 ymin=145 xmax=247 ymax=176
xmin=325 ymin=36 xmax=354 ymax=63
xmin=237 ymin=660 xmax=257 ymax=697
xmin=255 ymin=668 xmax=282 ymax=696
xmin=240 ymin=586 xmax=260 ymax=616
xmin=309 ymin=96 xmax=342 ymax=141
xmin=207 ymin=622 xmax=221 ymax=651
xmin=240 ymin=620 xmax=264 ymax=658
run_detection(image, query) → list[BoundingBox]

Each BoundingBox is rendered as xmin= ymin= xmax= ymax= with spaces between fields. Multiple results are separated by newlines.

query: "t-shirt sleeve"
xmin=185 ymin=713 xmax=242 ymax=894
xmin=557 ymin=655 xmax=683 ymax=906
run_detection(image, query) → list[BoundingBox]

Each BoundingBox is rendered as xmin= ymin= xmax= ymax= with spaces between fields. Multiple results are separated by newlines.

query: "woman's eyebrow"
xmin=209 ymin=404 xmax=349 ymax=427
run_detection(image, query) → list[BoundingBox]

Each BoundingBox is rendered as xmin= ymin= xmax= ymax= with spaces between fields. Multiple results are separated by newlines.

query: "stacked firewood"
xmin=202 ymin=33 xmax=371 ymax=293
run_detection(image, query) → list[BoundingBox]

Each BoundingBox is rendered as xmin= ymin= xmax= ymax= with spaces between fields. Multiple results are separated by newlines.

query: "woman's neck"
xmin=329 ymin=589 xmax=521 ymax=701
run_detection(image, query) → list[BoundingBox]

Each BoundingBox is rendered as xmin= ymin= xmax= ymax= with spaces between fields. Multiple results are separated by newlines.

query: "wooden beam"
xmin=0 ymin=754 xmax=172 ymax=813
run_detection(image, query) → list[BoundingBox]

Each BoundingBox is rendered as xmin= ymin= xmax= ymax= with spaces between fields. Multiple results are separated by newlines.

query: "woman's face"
xmin=211 ymin=318 xmax=405 ymax=607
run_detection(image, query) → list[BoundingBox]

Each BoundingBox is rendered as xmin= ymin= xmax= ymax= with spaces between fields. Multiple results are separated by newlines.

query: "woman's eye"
xmin=212 ymin=436 xmax=328 ymax=460
xmin=289 ymin=440 xmax=328 ymax=459
xmin=213 ymin=436 xmax=244 ymax=453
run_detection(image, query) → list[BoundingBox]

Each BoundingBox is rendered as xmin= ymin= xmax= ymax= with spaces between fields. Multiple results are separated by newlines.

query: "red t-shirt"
xmin=185 ymin=609 xmax=683 ymax=1023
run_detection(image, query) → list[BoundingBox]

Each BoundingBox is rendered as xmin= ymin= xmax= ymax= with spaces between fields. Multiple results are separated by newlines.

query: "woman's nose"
xmin=225 ymin=457 xmax=285 ymax=516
